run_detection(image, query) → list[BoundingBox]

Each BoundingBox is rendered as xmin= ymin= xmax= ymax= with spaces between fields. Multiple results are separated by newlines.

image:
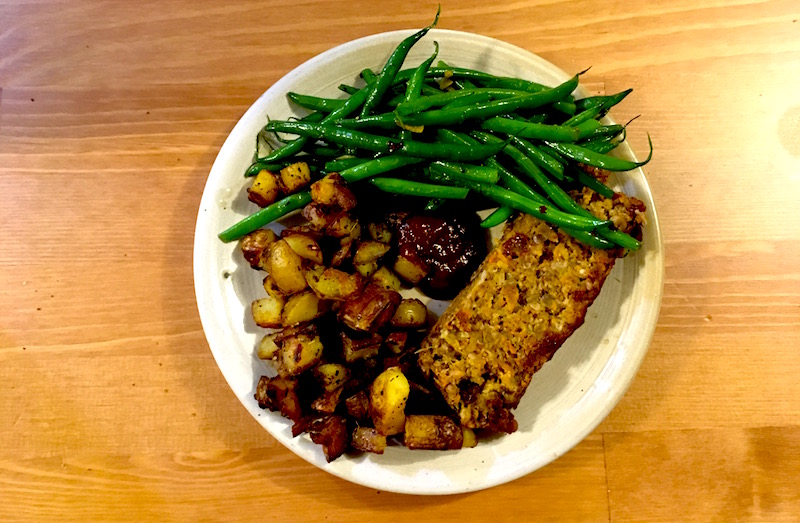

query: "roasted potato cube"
xmin=392 ymin=252 xmax=429 ymax=285
xmin=345 ymin=390 xmax=370 ymax=422
xmin=369 ymin=367 xmax=410 ymax=436
xmin=240 ymin=229 xmax=278 ymax=269
xmin=403 ymin=415 xmax=464 ymax=450
xmin=251 ymin=295 xmax=284 ymax=328
xmin=340 ymin=330 xmax=382 ymax=363
xmin=330 ymin=239 xmax=356 ymax=268
xmin=389 ymin=298 xmax=428 ymax=329
xmin=310 ymin=172 xmax=357 ymax=210
xmin=267 ymin=239 xmax=307 ymax=295
xmin=262 ymin=275 xmax=284 ymax=299
xmin=302 ymin=202 xmax=335 ymax=230
xmin=354 ymin=260 xmax=378 ymax=277
xmin=305 ymin=266 xmax=365 ymax=301
xmin=383 ymin=331 xmax=409 ymax=355
xmin=461 ymin=427 xmax=478 ymax=448
xmin=282 ymin=232 xmax=323 ymax=265
xmin=308 ymin=415 xmax=349 ymax=462
xmin=281 ymin=290 xmax=325 ymax=327
xmin=351 ymin=427 xmax=387 ymax=454
xmin=256 ymin=333 xmax=280 ymax=360
xmin=247 ymin=169 xmax=281 ymax=207
xmin=311 ymin=387 xmax=344 ymax=413
xmin=338 ymin=283 xmax=401 ymax=332
xmin=254 ymin=376 xmax=303 ymax=422
xmin=367 ymin=222 xmax=393 ymax=243
xmin=354 ymin=241 xmax=390 ymax=265
xmin=370 ymin=266 xmax=402 ymax=291
xmin=326 ymin=212 xmax=361 ymax=241
xmin=279 ymin=161 xmax=311 ymax=194
xmin=278 ymin=333 xmax=323 ymax=377
xmin=314 ymin=363 xmax=350 ymax=392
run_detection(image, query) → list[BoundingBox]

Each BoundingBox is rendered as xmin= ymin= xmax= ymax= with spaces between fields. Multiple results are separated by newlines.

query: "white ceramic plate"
xmin=193 ymin=29 xmax=664 ymax=495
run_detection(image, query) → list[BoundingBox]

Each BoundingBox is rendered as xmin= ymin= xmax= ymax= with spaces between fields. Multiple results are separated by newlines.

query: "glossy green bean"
xmin=510 ymin=137 xmax=565 ymax=181
xmin=323 ymin=157 xmax=369 ymax=172
xmin=429 ymin=161 xmax=499 ymax=184
xmin=218 ymin=191 xmax=312 ymax=242
xmin=396 ymin=88 xmax=528 ymax=115
xmin=369 ymin=177 xmax=469 ymax=199
xmin=480 ymin=206 xmax=514 ymax=228
xmin=545 ymin=135 xmax=653 ymax=171
xmin=480 ymin=116 xmax=581 ymax=142
xmin=338 ymin=155 xmax=425 ymax=183
xmin=287 ymin=92 xmax=345 ymax=113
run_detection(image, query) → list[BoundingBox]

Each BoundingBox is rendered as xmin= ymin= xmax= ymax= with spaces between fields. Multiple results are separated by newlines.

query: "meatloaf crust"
xmin=417 ymin=173 xmax=646 ymax=432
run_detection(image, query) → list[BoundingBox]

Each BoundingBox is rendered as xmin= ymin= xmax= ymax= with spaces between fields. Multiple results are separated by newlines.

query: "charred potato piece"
xmin=254 ymin=376 xmax=303 ymax=422
xmin=282 ymin=232 xmax=324 ymax=265
xmin=383 ymin=331 xmax=409 ymax=355
xmin=305 ymin=266 xmax=365 ymax=301
xmin=351 ymin=427 xmax=387 ymax=454
xmin=251 ymin=294 xmax=284 ymax=328
xmin=367 ymin=222 xmax=393 ymax=243
xmin=282 ymin=290 xmax=325 ymax=327
xmin=369 ymin=366 xmax=410 ymax=436
xmin=403 ymin=415 xmax=464 ymax=450
xmin=311 ymin=387 xmax=344 ymax=413
xmin=370 ymin=266 xmax=402 ymax=292
xmin=310 ymin=172 xmax=357 ymax=210
xmin=330 ymin=239 xmax=356 ymax=268
xmin=338 ymin=283 xmax=402 ymax=332
xmin=389 ymin=298 xmax=428 ymax=329
xmin=279 ymin=162 xmax=311 ymax=194
xmin=267 ymin=239 xmax=307 ymax=295
xmin=240 ymin=229 xmax=278 ymax=269
xmin=314 ymin=363 xmax=350 ymax=392
xmin=344 ymin=390 xmax=370 ymax=422
xmin=247 ymin=169 xmax=281 ymax=207
xmin=308 ymin=415 xmax=349 ymax=462
xmin=277 ymin=332 xmax=323 ymax=377
xmin=392 ymin=252 xmax=429 ymax=285
xmin=326 ymin=212 xmax=361 ymax=241
xmin=256 ymin=333 xmax=280 ymax=360
xmin=302 ymin=202 xmax=335 ymax=230
xmin=340 ymin=330 xmax=382 ymax=363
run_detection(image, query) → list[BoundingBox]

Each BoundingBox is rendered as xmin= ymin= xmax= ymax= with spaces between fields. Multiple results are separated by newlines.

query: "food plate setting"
xmin=193 ymin=27 xmax=663 ymax=495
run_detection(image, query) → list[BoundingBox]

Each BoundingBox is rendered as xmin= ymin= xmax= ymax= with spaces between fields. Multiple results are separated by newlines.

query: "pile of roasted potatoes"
xmin=239 ymin=163 xmax=477 ymax=461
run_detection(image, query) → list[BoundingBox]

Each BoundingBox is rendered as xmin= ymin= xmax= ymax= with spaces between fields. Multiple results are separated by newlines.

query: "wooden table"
xmin=2 ymin=1 xmax=799 ymax=520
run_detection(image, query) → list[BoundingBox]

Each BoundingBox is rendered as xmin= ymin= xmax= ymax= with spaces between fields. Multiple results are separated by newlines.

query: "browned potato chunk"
xmin=345 ymin=390 xmax=370 ymax=422
xmin=282 ymin=232 xmax=323 ymax=265
xmin=256 ymin=333 xmax=280 ymax=360
xmin=308 ymin=415 xmax=349 ymax=462
xmin=310 ymin=172 xmax=357 ymax=210
xmin=367 ymin=222 xmax=392 ymax=243
xmin=330 ymin=239 xmax=356 ymax=268
xmin=262 ymin=275 xmax=283 ymax=299
xmin=354 ymin=260 xmax=378 ymax=278
xmin=354 ymin=241 xmax=390 ymax=265
xmin=461 ymin=427 xmax=478 ymax=448
xmin=338 ymin=283 xmax=401 ymax=332
xmin=370 ymin=266 xmax=402 ymax=291
xmin=251 ymin=295 xmax=284 ymax=328
xmin=281 ymin=289 xmax=325 ymax=327
xmin=369 ymin=367 xmax=410 ymax=436
xmin=351 ymin=427 xmax=387 ymax=454
xmin=278 ymin=333 xmax=323 ymax=377
xmin=311 ymin=388 xmax=344 ymax=413
xmin=247 ymin=169 xmax=281 ymax=207
xmin=302 ymin=202 xmax=335 ymax=230
xmin=279 ymin=162 xmax=311 ymax=194
xmin=340 ymin=330 xmax=382 ymax=363
xmin=326 ymin=212 xmax=361 ymax=241
xmin=403 ymin=415 xmax=464 ymax=450
xmin=267 ymin=239 xmax=307 ymax=295
xmin=240 ymin=229 xmax=278 ymax=269
xmin=254 ymin=376 xmax=302 ymax=422
xmin=383 ymin=331 xmax=409 ymax=355
xmin=392 ymin=252 xmax=429 ymax=285
xmin=305 ymin=266 xmax=365 ymax=301
xmin=389 ymin=298 xmax=428 ymax=329
xmin=314 ymin=363 xmax=350 ymax=392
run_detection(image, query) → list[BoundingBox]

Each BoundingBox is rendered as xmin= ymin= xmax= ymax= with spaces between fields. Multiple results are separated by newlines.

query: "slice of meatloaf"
xmin=417 ymin=172 xmax=646 ymax=432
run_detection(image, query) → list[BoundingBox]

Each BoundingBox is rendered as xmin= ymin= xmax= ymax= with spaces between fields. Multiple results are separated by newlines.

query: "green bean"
xmin=400 ymin=42 xmax=439 ymax=140
xmin=396 ymin=88 xmax=528 ymax=115
xmin=510 ymin=137 xmax=565 ymax=181
xmin=429 ymin=161 xmax=499 ymax=184
xmin=424 ymin=198 xmax=445 ymax=211
xmin=360 ymin=8 xmax=439 ymax=117
xmin=245 ymin=161 xmax=289 ymax=177
xmin=218 ymin=191 xmax=312 ymax=243
xmin=568 ymin=166 xmax=615 ymax=199
xmin=545 ymin=135 xmax=652 ymax=171
xmin=265 ymin=120 xmax=506 ymax=161
xmin=480 ymin=206 xmax=514 ymax=228
xmin=575 ymin=89 xmax=632 ymax=115
xmin=324 ymin=157 xmax=369 ymax=172
xmin=369 ymin=177 xmax=469 ymax=199
xmin=337 ymin=113 xmax=398 ymax=130
xmin=480 ymin=116 xmax=581 ymax=142
xmin=442 ymin=91 xmax=493 ymax=109
xmin=287 ymin=92 xmax=345 ymax=113
xmin=338 ymin=83 xmax=360 ymax=95
xmin=339 ymin=155 xmax=425 ymax=183
xmin=563 ymin=105 xmax=602 ymax=126
xmin=398 ymin=75 xmax=579 ymax=127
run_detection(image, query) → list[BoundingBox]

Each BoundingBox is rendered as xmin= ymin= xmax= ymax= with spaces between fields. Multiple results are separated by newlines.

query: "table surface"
xmin=2 ymin=1 xmax=799 ymax=521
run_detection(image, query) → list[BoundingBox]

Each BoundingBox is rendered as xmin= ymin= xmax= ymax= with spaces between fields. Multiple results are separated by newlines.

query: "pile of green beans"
xmin=218 ymin=10 xmax=650 ymax=249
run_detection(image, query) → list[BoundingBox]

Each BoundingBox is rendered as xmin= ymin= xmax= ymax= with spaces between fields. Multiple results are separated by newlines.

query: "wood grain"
xmin=2 ymin=0 xmax=800 ymax=520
